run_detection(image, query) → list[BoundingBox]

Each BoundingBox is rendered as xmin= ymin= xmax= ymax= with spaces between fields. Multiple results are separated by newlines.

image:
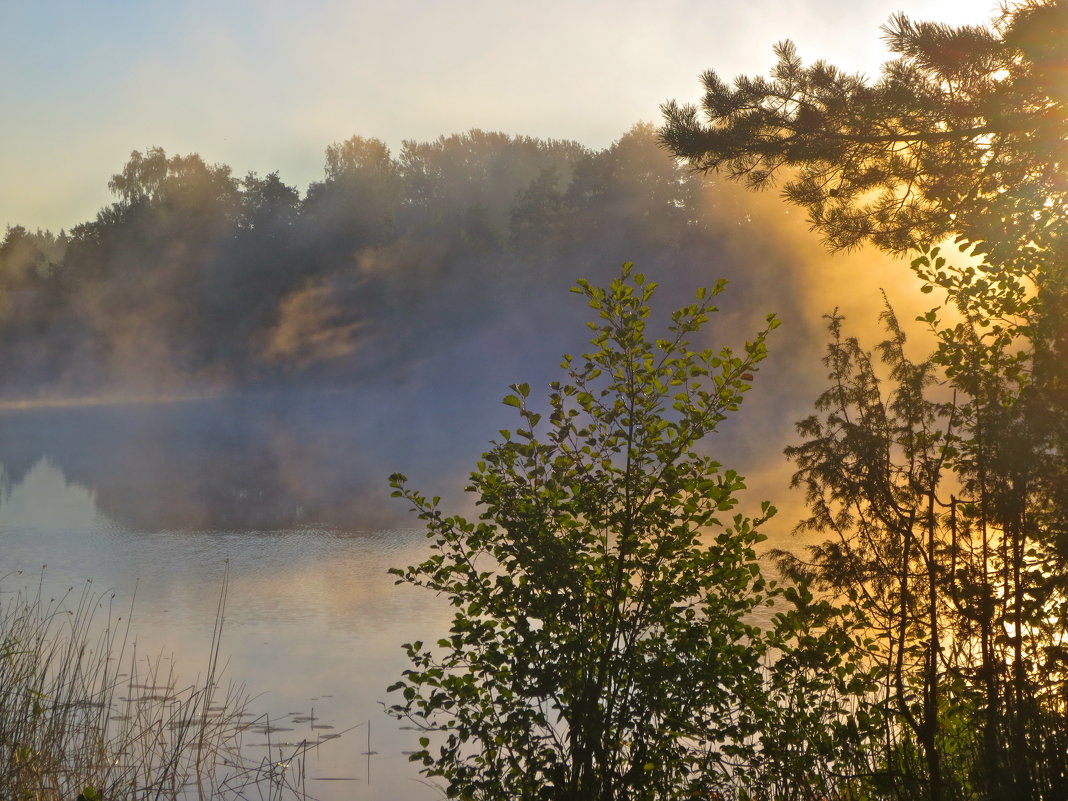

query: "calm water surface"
xmin=0 ymin=391 xmax=802 ymax=800
xmin=0 ymin=394 xmax=502 ymax=801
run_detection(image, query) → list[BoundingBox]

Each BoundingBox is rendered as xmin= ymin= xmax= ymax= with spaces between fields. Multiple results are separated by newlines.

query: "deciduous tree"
xmin=388 ymin=265 xmax=871 ymax=801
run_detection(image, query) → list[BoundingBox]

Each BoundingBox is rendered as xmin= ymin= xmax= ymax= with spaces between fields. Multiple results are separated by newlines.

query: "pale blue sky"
xmin=2 ymin=0 xmax=996 ymax=232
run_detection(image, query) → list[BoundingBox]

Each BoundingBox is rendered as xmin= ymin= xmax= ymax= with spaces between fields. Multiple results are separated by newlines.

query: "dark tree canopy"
xmin=665 ymin=3 xmax=1068 ymax=799
xmin=661 ymin=0 xmax=1068 ymax=257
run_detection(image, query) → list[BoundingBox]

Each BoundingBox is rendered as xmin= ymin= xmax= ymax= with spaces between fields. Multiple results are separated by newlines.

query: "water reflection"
xmin=0 ymin=392 xmax=804 ymax=801
xmin=0 ymin=390 xmax=513 ymax=532
xmin=0 ymin=397 xmax=484 ymax=800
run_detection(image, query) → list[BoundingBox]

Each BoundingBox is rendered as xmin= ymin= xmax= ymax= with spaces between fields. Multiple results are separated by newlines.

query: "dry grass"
xmin=0 ymin=568 xmax=332 ymax=801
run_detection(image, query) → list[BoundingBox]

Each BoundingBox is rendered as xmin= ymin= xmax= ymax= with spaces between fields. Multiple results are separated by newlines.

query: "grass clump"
xmin=0 ymin=569 xmax=305 ymax=800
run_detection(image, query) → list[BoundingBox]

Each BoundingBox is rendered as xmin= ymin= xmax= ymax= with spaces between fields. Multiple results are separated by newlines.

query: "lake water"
xmin=0 ymin=391 xmax=513 ymax=801
xmin=0 ymin=387 xmax=807 ymax=801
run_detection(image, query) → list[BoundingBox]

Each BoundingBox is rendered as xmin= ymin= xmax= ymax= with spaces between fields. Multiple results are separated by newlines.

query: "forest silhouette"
xmin=0 ymin=124 xmax=825 ymax=405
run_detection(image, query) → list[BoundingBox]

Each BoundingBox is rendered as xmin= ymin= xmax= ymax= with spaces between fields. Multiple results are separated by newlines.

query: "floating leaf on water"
xmin=250 ymin=741 xmax=304 ymax=748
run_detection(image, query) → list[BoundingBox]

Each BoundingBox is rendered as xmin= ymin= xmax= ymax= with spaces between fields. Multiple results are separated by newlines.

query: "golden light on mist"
xmin=0 ymin=392 xmax=225 ymax=413
xmin=702 ymin=179 xmax=947 ymax=354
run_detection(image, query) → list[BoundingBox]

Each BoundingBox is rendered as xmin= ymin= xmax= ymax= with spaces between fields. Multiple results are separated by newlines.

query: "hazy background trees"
xmin=0 ymin=122 xmax=812 ymax=405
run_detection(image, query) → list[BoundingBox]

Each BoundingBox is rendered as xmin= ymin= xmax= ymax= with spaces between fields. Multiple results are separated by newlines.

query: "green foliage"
xmin=783 ymin=301 xmax=969 ymax=798
xmin=779 ymin=250 xmax=1068 ymax=799
xmin=388 ymin=265 xmax=873 ymax=800
xmin=666 ymin=4 xmax=1068 ymax=797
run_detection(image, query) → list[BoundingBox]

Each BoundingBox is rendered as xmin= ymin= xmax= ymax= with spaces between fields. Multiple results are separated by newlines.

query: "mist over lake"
xmin=0 ymin=395 xmax=466 ymax=799
xmin=4 ymin=1 xmax=1062 ymax=798
xmin=0 ymin=363 xmax=803 ymax=800
xmin=0 ymin=122 xmax=936 ymax=801
xmin=0 ymin=360 xmax=815 ymax=799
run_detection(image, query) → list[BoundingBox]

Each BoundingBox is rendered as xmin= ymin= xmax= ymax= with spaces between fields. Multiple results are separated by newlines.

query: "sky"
xmin=1 ymin=0 xmax=1000 ymax=234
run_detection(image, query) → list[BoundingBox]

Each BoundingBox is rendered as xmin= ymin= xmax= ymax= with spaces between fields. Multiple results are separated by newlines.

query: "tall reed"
xmin=0 ymin=568 xmax=267 ymax=800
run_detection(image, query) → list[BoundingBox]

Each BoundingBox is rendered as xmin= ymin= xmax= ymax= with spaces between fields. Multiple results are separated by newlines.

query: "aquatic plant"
xmin=0 ymin=568 xmax=338 ymax=800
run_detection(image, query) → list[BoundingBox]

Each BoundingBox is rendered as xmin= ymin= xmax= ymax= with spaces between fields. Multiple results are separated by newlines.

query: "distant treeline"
xmin=0 ymin=124 xmax=783 ymax=400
